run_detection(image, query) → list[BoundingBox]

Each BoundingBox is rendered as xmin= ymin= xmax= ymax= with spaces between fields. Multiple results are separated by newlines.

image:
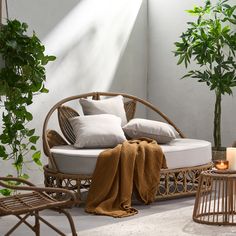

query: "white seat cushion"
xmin=50 ymin=138 xmax=212 ymax=175
xmin=160 ymin=138 xmax=212 ymax=169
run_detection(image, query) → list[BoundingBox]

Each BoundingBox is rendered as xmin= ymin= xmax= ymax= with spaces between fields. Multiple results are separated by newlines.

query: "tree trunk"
xmin=214 ymin=90 xmax=221 ymax=150
xmin=0 ymin=0 xmax=2 ymax=24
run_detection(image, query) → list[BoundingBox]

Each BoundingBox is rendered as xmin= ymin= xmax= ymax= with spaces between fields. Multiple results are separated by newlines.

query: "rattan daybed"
xmin=42 ymin=92 xmax=212 ymax=204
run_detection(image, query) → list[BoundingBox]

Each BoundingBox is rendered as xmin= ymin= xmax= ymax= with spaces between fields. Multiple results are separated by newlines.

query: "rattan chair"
xmin=0 ymin=176 xmax=78 ymax=236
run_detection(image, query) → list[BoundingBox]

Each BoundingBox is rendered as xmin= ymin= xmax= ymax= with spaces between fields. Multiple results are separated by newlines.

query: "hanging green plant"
xmin=174 ymin=0 xmax=236 ymax=150
xmin=0 ymin=19 xmax=56 ymax=195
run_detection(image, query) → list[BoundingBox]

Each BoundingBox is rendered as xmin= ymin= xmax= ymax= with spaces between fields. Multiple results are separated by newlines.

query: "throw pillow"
xmin=57 ymin=105 xmax=79 ymax=144
xmin=69 ymin=114 xmax=127 ymax=148
xmin=124 ymin=100 xmax=136 ymax=121
xmin=79 ymin=95 xmax=127 ymax=126
xmin=123 ymin=118 xmax=177 ymax=144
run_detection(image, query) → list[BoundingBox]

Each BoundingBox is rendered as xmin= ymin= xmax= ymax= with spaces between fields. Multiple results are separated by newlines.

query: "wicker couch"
xmin=42 ymin=92 xmax=212 ymax=204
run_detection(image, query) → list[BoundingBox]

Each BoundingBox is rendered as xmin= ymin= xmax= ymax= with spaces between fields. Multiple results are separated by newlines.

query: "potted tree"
xmin=174 ymin=0 xmax=236 ymax=158
xmin=0 ymin=19 xmax=55 ymax=195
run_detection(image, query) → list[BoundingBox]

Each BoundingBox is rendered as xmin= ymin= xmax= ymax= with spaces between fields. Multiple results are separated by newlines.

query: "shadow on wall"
xmin=110 ymin=0 xmax=148 ymax=118
xmin=1 ymin=0 xmax=143 ymax=182
xmin=29 ymin=0 xmax=143 ymax=128
xmin=26 ymin=0 xmax=142 ymax=183
xmin=43 ymin=0 xmax=143 ymax=98
xmin=8 ymin=0 xmax=143 ymax=101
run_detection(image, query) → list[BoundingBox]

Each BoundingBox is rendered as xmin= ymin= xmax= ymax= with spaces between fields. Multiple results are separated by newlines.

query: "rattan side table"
xmin=193 ymin=170 xmax=236 ymax=225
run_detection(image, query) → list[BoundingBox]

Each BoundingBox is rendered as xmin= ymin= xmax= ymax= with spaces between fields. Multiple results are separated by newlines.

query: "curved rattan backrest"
xmin=58 ymin=106 xmax=79 ymax=144
xmin=43 ymin=92 xmax=185 ymax=170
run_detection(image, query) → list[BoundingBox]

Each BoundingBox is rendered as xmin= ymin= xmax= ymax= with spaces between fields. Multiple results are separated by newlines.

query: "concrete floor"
xmin=2 ymin=196 xmax=236 ymax=235
xmin=0 ymin=197 xmax=196 ymax=236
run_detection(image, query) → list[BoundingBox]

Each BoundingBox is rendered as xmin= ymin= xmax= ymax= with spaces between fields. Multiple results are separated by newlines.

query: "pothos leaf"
xmin=0 ymin=19 xmax=56 ymax=179
xmin=32 ymin=151 xmax=42 ymax=166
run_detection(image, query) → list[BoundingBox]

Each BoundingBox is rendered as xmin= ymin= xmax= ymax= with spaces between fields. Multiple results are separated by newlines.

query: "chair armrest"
xmin=18 ymin=186 xmax=76 ymax=202
xmin=0 ymin=177 xmax=76 ymax=202
xmin=0 ymin=176 xmax=36 ymax=187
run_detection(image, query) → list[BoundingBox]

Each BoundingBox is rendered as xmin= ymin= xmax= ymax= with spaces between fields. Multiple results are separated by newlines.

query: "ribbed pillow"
xmin=124 ymin=100 xmax=136 ymax=121
xmin=57 ymin=105 xmax=79 ymax=144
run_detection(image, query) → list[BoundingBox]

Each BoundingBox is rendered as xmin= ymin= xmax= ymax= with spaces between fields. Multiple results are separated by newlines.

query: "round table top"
xmin=201 ymin=169 xmax=236 ymax=178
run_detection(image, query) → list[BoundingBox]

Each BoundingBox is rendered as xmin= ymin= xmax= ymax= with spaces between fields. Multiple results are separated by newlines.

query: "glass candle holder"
xmin=214 ymin=160 xmax=229 ymax=170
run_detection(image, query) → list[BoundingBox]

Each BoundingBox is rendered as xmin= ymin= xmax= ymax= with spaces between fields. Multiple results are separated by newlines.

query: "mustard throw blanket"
xmin=85 ymin=138 xmax=167 ymax=218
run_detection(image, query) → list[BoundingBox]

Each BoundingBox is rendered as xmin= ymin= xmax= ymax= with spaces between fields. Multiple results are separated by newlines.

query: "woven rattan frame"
xmin=44 ymin=163 xmax=212 ymax=203
xmin=157 ymin=163 xmax=212 ymax=199
xmin=42 ymin=91 xmax=212 ymax=202
xmin=193 ymin=170 xmax=236 ymax=225
xmin=0 ymin=176 xmax=77 ymax=236
xmin=43 ymin=165 xmax=91 ymax=205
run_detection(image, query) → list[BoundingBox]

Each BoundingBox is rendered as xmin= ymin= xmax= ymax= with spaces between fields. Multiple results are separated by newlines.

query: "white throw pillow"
xmin=69 ymin=114 xmax=127 ymax=148
xmin=79 ymin=95 xmax=127 ymax=126
xmin=123 ymin=118 xmax=177 ymax=144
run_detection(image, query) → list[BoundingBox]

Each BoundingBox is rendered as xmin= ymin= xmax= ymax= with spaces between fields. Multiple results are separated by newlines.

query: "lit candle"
xmin=226 ymin=147 xmax=236 ymax=170
xmin=215 ymin=160 xmax=229 ymax=170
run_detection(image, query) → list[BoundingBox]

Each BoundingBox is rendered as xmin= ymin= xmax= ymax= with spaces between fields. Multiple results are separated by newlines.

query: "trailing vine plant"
xmin=174 ymin=0 xmax=236 ymax=150
xmin=0 ymin=19 xmax=55 ymax=195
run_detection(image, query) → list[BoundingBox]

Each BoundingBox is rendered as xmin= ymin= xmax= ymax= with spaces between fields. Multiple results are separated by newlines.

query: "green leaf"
xmin=0 ymin=145 xmax=7 ymax=159
xmin=222 ymin=25 xmax=230 ymax=34
xmin=30 ymin=145 xmax=37 ymax=151
xmin=22 ymin=22 xmax=28 ymax=30
xmin=41 ymin=55 xmax=56 ymax=65
xmin=40 ymin=87 xmax=49 ymax=93
xmin=0 ymin=189 xmax=12 ymax=196
xmin=29 ymin=136 xmax=40 ymax=144
xmin=21 ymin=144 xmax=27 ymax=149
xmin=47 ymin=55 xmax=56 ymax=61
xmin=27 ymin=129 xmax=35 ymax=137
xmin=14 ymin=154 xmax=23 ymax=169
xmin=32 ymin=151 xmax=42 ymax=166
xmin=13 ymin=123 xmax=25 ymax=130
xmin=229 ymin=18 xmax=236 ymax=24
xmin=177 ymin=55 xmax=185 ymax=65
xmin=20 ymin=173 xmax=29 ymax=179
xmin=25 ymin=112 xmax=33 ymax=121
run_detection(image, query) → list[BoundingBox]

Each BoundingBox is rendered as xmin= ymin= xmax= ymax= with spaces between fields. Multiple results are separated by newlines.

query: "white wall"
xmin=0 ymin=0 xmax=147 ymax=182
xmin=148 ymin=0 xmax=236 ymax=147
xmin=5 ymin=0 xmax=236 ymax=182
xmin=111 ymin=0 xmax=147 ymax=117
